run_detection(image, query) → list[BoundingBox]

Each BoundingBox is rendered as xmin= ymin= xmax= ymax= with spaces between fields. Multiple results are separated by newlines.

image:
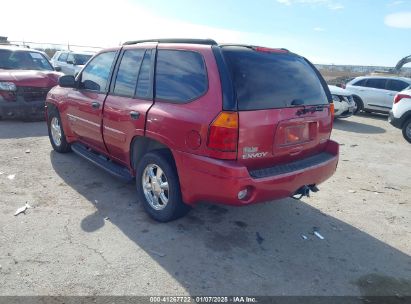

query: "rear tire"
xmin=402 ymin=119 xmax=411 ymax=144
xmin=47 ymin=108 xmax=71 ymax=153
xmin=136 ymin=150 xmax=190 ymax=222
xmin=352 ymin=96 xmax=363 ymax=114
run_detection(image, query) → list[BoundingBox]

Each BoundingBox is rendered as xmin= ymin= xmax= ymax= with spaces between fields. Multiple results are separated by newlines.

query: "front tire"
xmin=136 ymin=151 xmax=190 ymax=222
xmin=402 ymin=119 xmax=411 ymax=143
xmin=352 ymin=96 xmax=363 ymax=115
xmin=47 ymin=109 xmax=71 ymax=153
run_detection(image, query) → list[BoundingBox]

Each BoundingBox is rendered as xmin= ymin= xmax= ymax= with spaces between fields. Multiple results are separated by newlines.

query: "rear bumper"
xmin=0 ymin=100 xmax=45 ymax=120
xmin=173 ymin=140 xmax=339 ymax=206
xmin=388 ymin=111 xmax=403 ymax=129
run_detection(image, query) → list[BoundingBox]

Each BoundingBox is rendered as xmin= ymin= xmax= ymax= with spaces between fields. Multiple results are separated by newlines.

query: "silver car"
xmin=50 ymin=51 xmax=95 ymax=76
xmin=346 ymin=76 xmax=411 ymax=114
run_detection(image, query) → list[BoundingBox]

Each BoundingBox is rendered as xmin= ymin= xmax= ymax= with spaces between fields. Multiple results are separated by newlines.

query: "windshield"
xmin=0 ymin=50 xmax=54 ymax=71
xmin=222 ymin=47 xmax=328 ymax=110
xmin=73 ymin=54 xmax=93 ymax=65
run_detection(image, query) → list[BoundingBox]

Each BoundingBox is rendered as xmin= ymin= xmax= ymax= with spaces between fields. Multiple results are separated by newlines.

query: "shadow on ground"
xmin=333 ymin=118 xmax=386 ymax=134
xmin=50 ymin=151 xmax=411 ymax=297
xmin=0 ymin=121 xmax=47 ymax=139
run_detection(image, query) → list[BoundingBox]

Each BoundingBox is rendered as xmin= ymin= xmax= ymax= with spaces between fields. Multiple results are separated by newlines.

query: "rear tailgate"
xmin=221 ymin=46 xmax=332 ymax=171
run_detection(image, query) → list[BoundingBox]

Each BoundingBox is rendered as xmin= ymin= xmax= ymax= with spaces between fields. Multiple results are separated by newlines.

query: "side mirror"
xmin=59 ymin=75 xmax=76 ymax=88
xmin=67 ymin=60 xmax=74 ymax=65
xmin=54 ymin=66 xmax=62 ymax=72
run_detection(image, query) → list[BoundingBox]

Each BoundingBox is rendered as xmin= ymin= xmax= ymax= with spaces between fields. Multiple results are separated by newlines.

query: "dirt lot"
xmin=0 ymin=113 xmax=410 ymax=297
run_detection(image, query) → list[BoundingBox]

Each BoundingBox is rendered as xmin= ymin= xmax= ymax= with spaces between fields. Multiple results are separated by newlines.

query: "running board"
xmin=71 ymin=143 xmax=133 ymax=182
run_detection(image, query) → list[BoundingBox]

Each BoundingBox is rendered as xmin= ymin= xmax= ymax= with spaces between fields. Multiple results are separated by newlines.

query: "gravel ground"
xmin=0 ymin=113 xmax=410 ymax=297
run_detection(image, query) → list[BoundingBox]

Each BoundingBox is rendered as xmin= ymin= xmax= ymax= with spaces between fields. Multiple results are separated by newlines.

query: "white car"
xmin=346 ymin=76 xmax=411 ymax=114
xmin=329 ymin=85 xmax=355 ymax=118
xmin=50 ymin=50 xmax=95 ymax=76
xmin=388 ymin=89 xmax=411 ymax=143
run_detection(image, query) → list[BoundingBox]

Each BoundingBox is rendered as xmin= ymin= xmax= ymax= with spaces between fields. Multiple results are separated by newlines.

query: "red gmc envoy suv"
xmin=46 ymin=39 xmax=339 ymax=222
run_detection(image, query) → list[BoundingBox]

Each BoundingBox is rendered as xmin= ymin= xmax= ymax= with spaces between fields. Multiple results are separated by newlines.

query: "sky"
xmin=1 ymin=0 xmax=411 ymax=66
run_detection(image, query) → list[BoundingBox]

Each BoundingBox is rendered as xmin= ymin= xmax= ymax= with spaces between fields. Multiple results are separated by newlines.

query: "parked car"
xmin=345 ymin=76 xmax=411 ymax=114
xmin=0 ymin=45 xmax=62 ymax=120
xmin=388 ymin=89 xmax=411 ymax=143
xmin=328 ymin=85 xmax=355 ymax=119
xmin=46 ymin=39 xmax=339 ymax=222
xmin=51 ymin=50 xmax=94 ymax=76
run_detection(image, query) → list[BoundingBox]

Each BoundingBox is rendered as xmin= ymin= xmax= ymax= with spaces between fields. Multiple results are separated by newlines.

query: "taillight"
xmin=329 ymin=103 xmax=335 ymax=118
xmin=394 ymin=94 xmax=411 ymax=104
xmin=207 ymin=112 xmax=238 ymax=152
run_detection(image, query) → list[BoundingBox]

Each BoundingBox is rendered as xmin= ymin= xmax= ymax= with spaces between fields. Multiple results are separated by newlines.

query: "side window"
xmin=136 ymin=51 xmax=152 ymax=98
xmin=80 ymin=51 xmax=116 ymax=92
xmin=58 ymin=53 xmax=68 ymax=62
xmin=113 ymin=49 xmax=145 ymax=97
xmin=366 ymin=78 xmax=387 ymax=90
xmin=67 ymin=53 xmax=74 ymax=64
xmin=386 ymin=79 xmax=409 ymax=92
xmin=353 ymin=79 xmax=367 ymax=87
xmin=155 ymin=50 xmax=207 ymax=102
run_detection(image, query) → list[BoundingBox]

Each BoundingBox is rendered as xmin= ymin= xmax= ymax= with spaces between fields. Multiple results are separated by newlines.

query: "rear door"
xmin=66 ymin=51 xmax=117 ymax=153
xmin=57 ymin=52 xmax=68 ymax=74
xmin=386 ymin=79 xmax=410 ymax=107
xmin=66 ymin=53 xmax=76 ymax=76
xmin=103 ymin=45 xmax=155 ymax=165
xmin=364 ymin=78 xmax=390 ymax=110
xmin=221 ymin=46 xmax=332 ymax=170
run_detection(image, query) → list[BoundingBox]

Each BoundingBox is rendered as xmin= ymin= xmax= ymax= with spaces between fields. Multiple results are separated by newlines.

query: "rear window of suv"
xmin=221 ymin=47 xmax=328 ymax=110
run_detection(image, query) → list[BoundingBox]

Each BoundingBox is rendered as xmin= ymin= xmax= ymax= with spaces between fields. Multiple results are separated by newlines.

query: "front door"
xmin=66 ymin=51 xmax=117 ymax=153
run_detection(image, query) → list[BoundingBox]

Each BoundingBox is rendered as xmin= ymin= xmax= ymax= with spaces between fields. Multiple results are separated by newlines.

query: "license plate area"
xmin=275 ymin=121 xmax=318 ymax=147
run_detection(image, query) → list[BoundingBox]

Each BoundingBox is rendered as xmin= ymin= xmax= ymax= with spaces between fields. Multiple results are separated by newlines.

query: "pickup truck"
xmin=46 ymin=39 xmax=339 ymax=222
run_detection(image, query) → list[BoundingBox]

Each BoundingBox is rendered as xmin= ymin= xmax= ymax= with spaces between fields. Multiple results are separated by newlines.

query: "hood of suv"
xmin=0 ymin=69 xmax=62 ymax=88
xmin=328 ymin=85 xmax=352 ymax=96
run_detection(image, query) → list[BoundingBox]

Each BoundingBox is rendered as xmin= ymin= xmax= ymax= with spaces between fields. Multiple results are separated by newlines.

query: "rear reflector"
xmin=329 ymin=103 xmax=335 ymax=118
xmin=394 ymin=94 xmax=411 ymax=104
xmin=207 ymin=112 xmax=238 ymax=152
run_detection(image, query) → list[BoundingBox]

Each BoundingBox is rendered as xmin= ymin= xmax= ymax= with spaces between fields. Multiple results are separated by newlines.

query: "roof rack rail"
xmin=123 ymin=38 xmax=218 ymax=46
xmin=219 ymin=44 xmax=290 ymax=52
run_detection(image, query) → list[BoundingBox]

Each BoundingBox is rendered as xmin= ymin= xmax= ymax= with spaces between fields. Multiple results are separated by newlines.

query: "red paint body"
xmin=46 ymin=42 xmax=339 ymax=206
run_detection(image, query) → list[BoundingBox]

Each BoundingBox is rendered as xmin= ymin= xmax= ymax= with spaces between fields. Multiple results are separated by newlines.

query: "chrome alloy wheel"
xmin=50 ymin=117 xmax=62 ymax=146
xmin=142 ymin=164 xmax=169 ymax=210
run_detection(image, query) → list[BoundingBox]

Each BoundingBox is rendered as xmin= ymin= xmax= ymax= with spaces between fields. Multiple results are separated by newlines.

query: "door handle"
xmin=130 ymin=111 xmax=140 ymax=120
xmin=91 ymin=102 xmax=100 ymax=109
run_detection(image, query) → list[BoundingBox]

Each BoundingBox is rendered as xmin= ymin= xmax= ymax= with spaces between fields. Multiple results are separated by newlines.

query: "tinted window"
xmin=222 ymin=47 xmax=328 ymax=110
xmin=155 ymin=50 xmax=207 ymax=102
xmin=386 ymin=79 xmax=409 ymax=92
xmin=136 ymin=51 xmax=152 ymax=98
xmin=0 ymin=50 xmax=53 ymax=71
xmin=58 ymin=53 xmax=68 ymax=62
xmin=113 ymin=50 xmax=144 ymax=97
xmin=80 ymin=51 xmax=116 ymax=92
xmin=73 ymin=54 xmax=93 ymax=65
xmin=353 ymin=79 xmax=367 ymax=87
xmin=366 ymin=78 xmax=387 ymax=90
xmin=67 ymin=53 xmax=74 ymax=64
